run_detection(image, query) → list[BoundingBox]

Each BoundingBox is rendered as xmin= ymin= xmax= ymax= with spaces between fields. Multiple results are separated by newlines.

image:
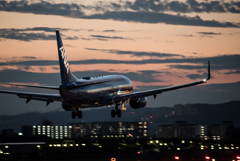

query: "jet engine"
xmin=129 ymin=97 xmax=147 ymax=109
xmin=62 ymin=102 xmax=74 ymax=111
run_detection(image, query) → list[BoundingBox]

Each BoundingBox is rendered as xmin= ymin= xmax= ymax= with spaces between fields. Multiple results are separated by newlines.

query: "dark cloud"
xmin=168 ymin=55 xmax=240 ymax=71
xmin=186 ymin=73 xmax=209 ymax=80
xmin=90 ymin=35 xmax=131 ymax=41
xmin=0 ymin=28 xmax=79 ymax=41
xmin=0 ymin=60 xmax=58 ymax=66
xmin=198 ymin=32 xmax=222 ymax=36
xmin=224 ymin=2 xmax=240 ymax=13
xmin=196 ymin=32 xmax=222 ymax=38
xmin=128 ymin=0 xmax=240 ymax=13
xmin=83 ymin=11 xmax=239 ymax=28
xmin=0 ymin=0 xmax=84 ymax=17
xmin=85 ymin=48 xmax=183 ymax=58
xmin=0 ymin=0 xmax=239 ymax=28
xmin=224 ymin=70 xmax=240 ymax=75
xmin=21 ymin=56 xmax=37 ymax=60
xmin=180 ymin=34 xmax=194 ymax=38
xmin=103 ymin=30 xmax=117 ymax=32
xmin=0 ymin=28 xmax=55 ymax=41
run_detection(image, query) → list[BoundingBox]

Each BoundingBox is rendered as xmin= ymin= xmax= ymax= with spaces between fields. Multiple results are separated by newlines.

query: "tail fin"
xmin=56 ymin=29 xmax=77 ymax=85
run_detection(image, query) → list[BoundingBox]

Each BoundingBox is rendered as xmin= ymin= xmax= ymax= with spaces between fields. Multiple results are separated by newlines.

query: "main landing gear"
xmin=111 ymin=104 xmax=122 ymax=118
xmin=72 ymin=109 xmax=82 ymax=119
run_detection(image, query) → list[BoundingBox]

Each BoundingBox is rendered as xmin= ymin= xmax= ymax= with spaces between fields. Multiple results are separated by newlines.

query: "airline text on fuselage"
xmin=59 ymin=46 xmax=69 ymax=73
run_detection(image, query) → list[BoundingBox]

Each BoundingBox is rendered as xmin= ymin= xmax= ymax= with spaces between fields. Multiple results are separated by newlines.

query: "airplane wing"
xmin=7 ymin=84 xmax=59 ymax=90
xmin=112 ymin=61 xmax=211 ymax=103
xmin=0 ymin=90 xmax=62 ymax=106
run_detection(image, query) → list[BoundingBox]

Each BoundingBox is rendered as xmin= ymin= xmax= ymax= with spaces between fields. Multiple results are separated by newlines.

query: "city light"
xmin=236 ymin=156 xmax=240 ymax=160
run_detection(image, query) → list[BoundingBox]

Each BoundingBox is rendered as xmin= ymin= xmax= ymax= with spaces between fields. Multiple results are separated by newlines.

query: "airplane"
xmin=0 ymin=30 xmax=211 ymax=119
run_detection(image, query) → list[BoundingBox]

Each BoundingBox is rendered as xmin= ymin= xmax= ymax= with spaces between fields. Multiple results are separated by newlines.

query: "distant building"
xmin=157 ymin=121 xmax=207 ymax=139
xmin=173 ymin=104 xmax=198 ymax=115
xmin=22 ymin=120 xmax=72 ymax=139
xmin=1 ymin=129 xmax=15 ymax=136
xmin=21 ymin=121 xmax=148 ymax=139
xmin=157 ymin=121 xmax=240 ymax=141
xmin=208 ymin=121 xmax=234 ymax=140
xmin=70 ymin=122 xmax=148 ymax=139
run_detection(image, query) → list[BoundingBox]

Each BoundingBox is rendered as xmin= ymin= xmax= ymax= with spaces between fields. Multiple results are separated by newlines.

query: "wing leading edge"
xmin=112 ymin=61 xmax=211 ymax=103
xmin=0 ymin=90 xmax=62 ymax=106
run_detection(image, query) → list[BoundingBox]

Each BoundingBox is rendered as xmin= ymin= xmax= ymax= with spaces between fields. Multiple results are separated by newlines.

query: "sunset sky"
xmin=0 ymin=0 xmax=239 ymax=115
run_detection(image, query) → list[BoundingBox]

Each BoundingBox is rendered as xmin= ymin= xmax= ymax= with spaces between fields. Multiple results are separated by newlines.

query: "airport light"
xmin=174 ymin=156 xmax=180 ymax=160
xmin=205 ymin=156 xmax=210 ymax=160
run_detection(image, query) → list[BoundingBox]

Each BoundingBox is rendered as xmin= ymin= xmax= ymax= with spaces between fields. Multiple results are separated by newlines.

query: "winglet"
xmin=203 ymin=61 xmax=211 ymax=83
xmin=207 ymin=61 xmax=211 ymax=80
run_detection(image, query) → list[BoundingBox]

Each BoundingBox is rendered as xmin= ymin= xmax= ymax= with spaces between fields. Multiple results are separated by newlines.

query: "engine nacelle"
xmin=62 ymin=102 xmax=74 ymax=111
xmin=129 ymin=97 xmax=147 ymax=109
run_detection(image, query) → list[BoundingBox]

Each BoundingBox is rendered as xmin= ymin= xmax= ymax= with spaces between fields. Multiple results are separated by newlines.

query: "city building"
xmin=173 ymin=104 xmax=198 ymax=115
xmin=21 ymin=121 xmax=148 ymax=139
xmin=157 ymin=121 xmax=208 ymax=139
xmin=70 ymin=122 xmax=148 ymax=139
xmin=208 ymin=121 xmax=235 ymax=141
xmin=22 ymin=120 xmax=72 ymax=139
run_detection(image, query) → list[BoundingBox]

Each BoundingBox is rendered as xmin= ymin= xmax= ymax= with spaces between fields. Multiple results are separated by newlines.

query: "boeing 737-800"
xmin=0 ymin=30 xmax=210 ymax=119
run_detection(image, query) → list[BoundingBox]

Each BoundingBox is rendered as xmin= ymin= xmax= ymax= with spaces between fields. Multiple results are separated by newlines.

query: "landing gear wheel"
xmin=77 ymin=111 xmax=82 ymax=119
xmin=111 ymin=110 xmax=116 ymax=118
xmin=72 ymin=111 xmax=77 ymax=119
xmin=117 ymin=110 xmax=122 ymax=118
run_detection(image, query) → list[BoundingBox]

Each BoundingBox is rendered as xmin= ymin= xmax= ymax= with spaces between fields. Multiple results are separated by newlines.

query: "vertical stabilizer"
xmin=56 ymin=29 xmax=77 ymax=85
